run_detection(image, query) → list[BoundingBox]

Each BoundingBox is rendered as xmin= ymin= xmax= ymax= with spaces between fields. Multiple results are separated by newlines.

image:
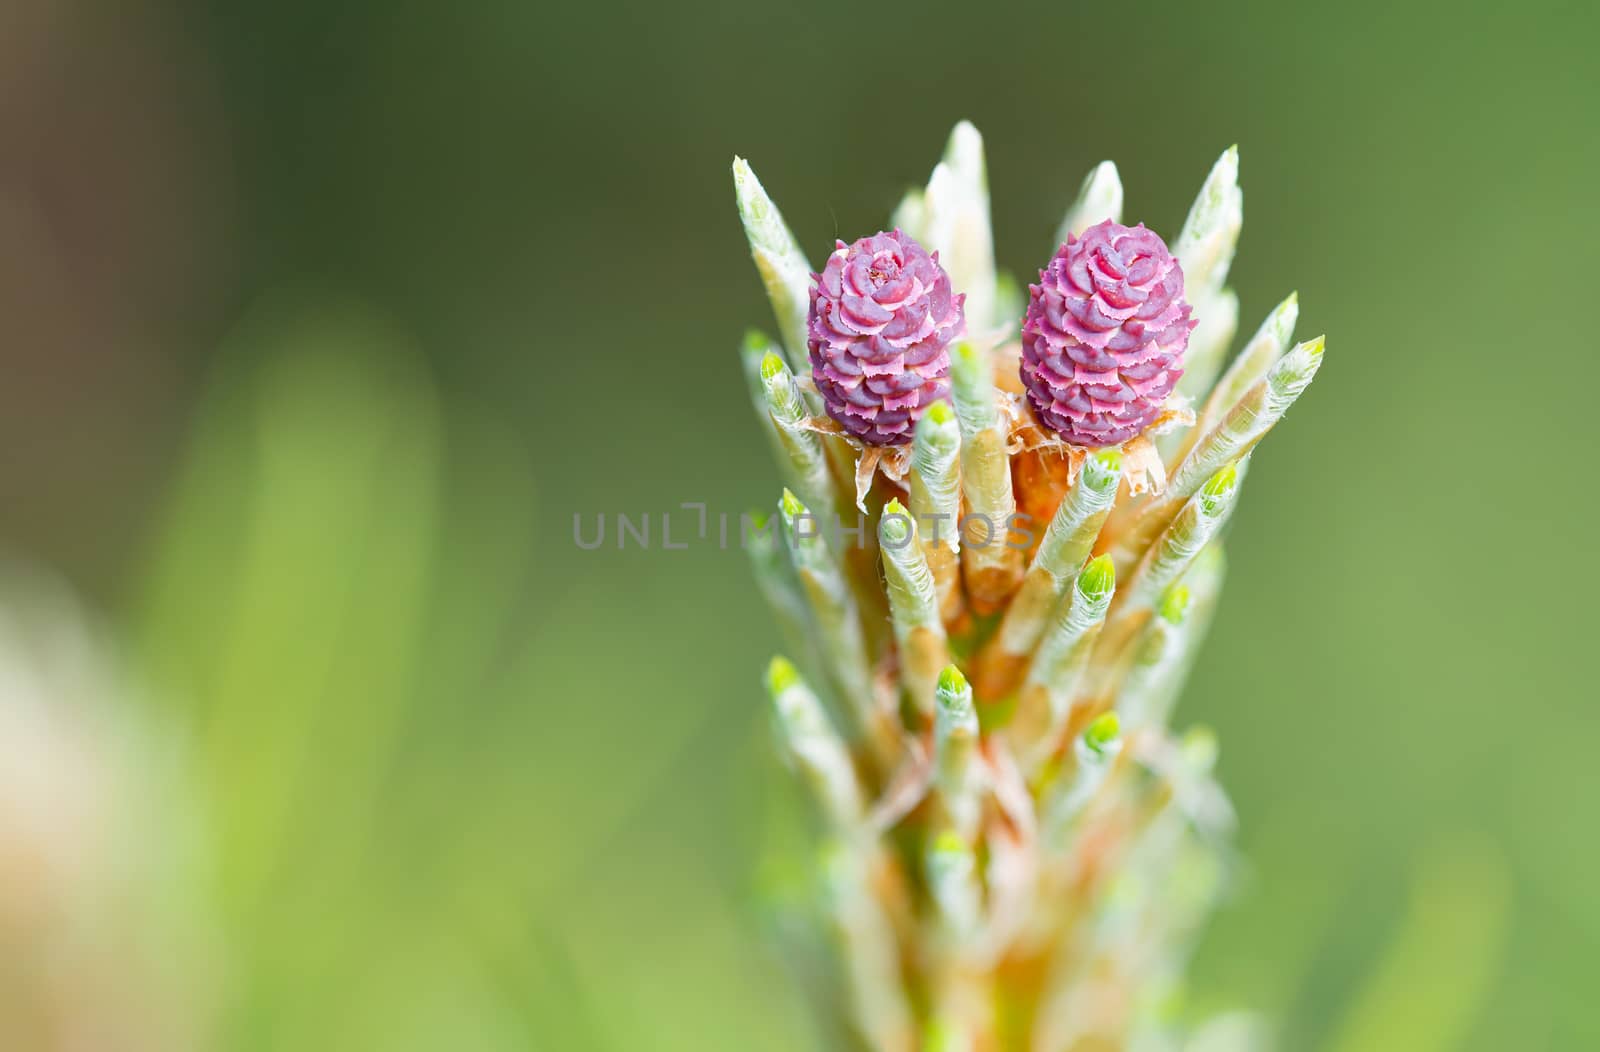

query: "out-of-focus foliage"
xmin=133 ymin=298 xmax=546 ymax=1049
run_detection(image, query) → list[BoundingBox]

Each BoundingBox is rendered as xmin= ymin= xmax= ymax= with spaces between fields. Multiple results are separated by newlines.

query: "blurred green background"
xmin=1 ymin=0 xmax=1596 ymax=1048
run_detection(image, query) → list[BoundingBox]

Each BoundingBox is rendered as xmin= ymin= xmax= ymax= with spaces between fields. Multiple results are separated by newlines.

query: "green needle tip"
xmin=1085 ymin=711 xmax=1121 ymax=753
xmin=1079 ymin=554 xmax=1116 ymax=600
xmin=1159 ymin=584 xmax=1192 ymax=625
xmin=937 ymin=664 xmax=968 ymax=697
xmin=766 ymin=655 xmax=800 ymax=695
xmin=759 ymin=350 xmax=786 ymax=380
xmin=1092 ymin=447 xmax=1123 ymax=472
xmin=1082 ymin=447 xmax=1124 ymax=493
xmin=880 ymin=499 xmax=913 ymax=545
xmin=926 ymin=399 xmax=955 ymax=425
xmin=1182 ymin=726 xmax=1219 ymax=772
xmin=1199 ymin=462 xmax=1239 ymax=515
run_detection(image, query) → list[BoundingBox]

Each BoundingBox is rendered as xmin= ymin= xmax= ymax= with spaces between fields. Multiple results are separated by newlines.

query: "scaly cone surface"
xmin=1022 ymin=220 xmax=1196 ymax=447
xmin=808 ymin=229 xmax=965 ymax=446
xmin=735 ymin=132 xmax=1325 ymax=1052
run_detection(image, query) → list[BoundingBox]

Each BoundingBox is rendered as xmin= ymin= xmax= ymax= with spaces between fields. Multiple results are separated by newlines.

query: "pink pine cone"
xmin=808 ymin=229 xmax=964 ymax=446
xmin=1021 ymin=220 xmax=1196 ymax=447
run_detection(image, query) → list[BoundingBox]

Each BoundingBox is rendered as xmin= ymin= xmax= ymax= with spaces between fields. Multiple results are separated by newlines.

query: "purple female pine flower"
xmin=1021 ymin=220 xmax=1196 ymax=447
xmin=808 ymin=229 xmax=964 ymax=446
